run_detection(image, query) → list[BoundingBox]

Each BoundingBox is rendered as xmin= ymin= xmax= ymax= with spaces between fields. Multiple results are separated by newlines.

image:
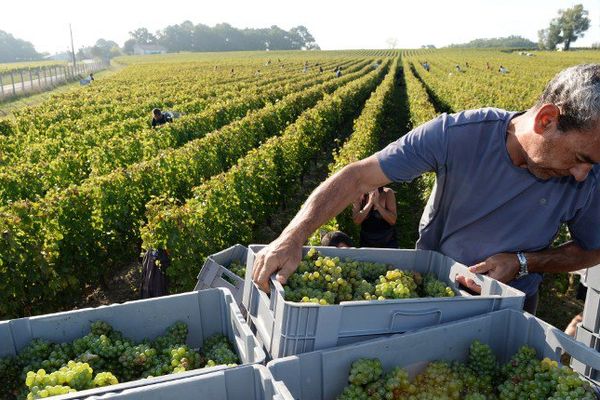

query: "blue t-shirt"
xmin=376 ymin=108 xmax=600 ymax=297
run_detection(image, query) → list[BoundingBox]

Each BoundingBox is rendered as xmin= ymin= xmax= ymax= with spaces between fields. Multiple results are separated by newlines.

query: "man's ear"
xmin=533 ymin=104 xmax=560 ymax=135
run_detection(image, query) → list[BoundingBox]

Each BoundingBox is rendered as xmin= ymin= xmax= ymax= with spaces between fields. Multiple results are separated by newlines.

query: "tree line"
xmin=0 ymin=30 xmax=40 ymax=63
xmin=123 ymin=22 xmax=319 ymax=53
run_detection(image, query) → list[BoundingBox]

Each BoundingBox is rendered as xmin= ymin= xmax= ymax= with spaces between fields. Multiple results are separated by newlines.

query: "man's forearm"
xmin=280 ymin=162 xmax=384 ymax=244
xmin=527 ymin=241 xmax=600 ymax=274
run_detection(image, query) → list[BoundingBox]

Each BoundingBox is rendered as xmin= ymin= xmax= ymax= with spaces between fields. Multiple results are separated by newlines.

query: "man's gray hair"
xmin=537 ymin=64 xmax=600 ymax=132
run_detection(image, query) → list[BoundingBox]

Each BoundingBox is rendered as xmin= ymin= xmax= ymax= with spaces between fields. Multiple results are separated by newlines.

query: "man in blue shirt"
xmin=252 ymin=64 xmax=600 ymax=314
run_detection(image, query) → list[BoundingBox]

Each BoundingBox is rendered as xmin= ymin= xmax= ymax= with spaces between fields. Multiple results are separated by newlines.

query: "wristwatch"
xmin=516 ymin=252 xmax=529 ymax=279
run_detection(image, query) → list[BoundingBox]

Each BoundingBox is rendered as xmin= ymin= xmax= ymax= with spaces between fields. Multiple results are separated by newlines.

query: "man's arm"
xmin=252 ymin=155 xmax=391 ymax=291
xmin=462 ymin=241 xmax=600 ymax=291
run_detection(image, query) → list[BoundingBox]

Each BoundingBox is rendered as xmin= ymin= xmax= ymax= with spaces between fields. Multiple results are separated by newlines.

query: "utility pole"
xmin=70 ymin=24 xmax=77 ymax=69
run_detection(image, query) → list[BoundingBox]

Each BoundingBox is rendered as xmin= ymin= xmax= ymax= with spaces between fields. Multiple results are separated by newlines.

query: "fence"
xmin=0 ymin=60 xmax=109 ymax=102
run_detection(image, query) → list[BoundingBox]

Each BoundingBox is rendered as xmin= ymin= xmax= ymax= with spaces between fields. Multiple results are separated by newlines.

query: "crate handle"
xmin=227 ymin=291 xmax=256 ymax=363
xmin=449 ymin=263 xmax=489 ymax=294
xmin=390 ymin=309 xmax=443 ymax=331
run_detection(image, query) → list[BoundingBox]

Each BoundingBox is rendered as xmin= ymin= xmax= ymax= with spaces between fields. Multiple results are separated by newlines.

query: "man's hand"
xmin=252 ymin=236 xmax=303 ymax=293
xmin=456 ymin=253 xmax=520 ymax=294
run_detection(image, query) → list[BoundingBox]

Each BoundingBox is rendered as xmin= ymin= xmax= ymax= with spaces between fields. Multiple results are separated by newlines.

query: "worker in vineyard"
xmin=423 ymin=61 xmax=430 ymax=72
xmin=352 ymin=187 xmax=398 ymax=248
xmin=499 ymin=65 xmax=509 ymax=74
xmin=253 ymin=64 xmax=600 ymax=315
xmin=321 ymin=231 xmax=353 ymax=248
xmin=151 ymin=108 xmax=173 ymax=128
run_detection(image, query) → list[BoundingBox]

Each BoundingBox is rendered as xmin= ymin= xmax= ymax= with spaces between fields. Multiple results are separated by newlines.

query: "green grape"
xmin=90 ymin=321 xmax=113 ymax=336
xmin=422 ymin=273 xmax=455 ymax=297
xmin=93 ymin=371 xmax=119 ymax=387
xmin=229 ymin=260 xmax=246 ymax=278
xmin=169 ymin=345 xmax=202 ymax=373
xmin=153 ymin=321 xmax=188 ymax=351
xmin=202 ymin=334 xmax=230 ymax=352
xmin=382 ymin=366 xmax=415 ymax=398
xmin=468 ymin=340 xmax=499 ymax=379
xmin=27 ymin=384 xmax=76 ymax=399
xmin=336 ymin=384 xmax=369 ymax=400
xmin=348 ymin=358 xmax=382 ymax=386
xmin=336 ymin=341 xmax=595 ymax=400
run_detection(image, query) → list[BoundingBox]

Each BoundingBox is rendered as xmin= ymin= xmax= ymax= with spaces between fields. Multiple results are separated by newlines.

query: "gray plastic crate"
xmin=583 ymin=265 xmax=600 ymax=291
xmin=573 ymin=324 xmax=600 ymax=383
xmin=268 ymin=309 xmax=600 ymax=400
xmin=243 ymin=245 xmax=525 ymax=358
xmin=195 ymin=244 xmax=247 ymax=308
xmin=583 ymin=287 xmax=600 ymax=333
xmin=84 ymin=365 xmax=291 ymax=399
xmin=0 ymin=288 xmax=265 ymax=400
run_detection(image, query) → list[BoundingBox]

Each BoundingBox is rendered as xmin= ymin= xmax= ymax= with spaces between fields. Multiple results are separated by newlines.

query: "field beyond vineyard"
xmin=1 ymin=49 xmax=598 ymax=327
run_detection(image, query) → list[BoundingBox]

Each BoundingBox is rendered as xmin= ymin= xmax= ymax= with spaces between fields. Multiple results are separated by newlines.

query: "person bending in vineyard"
xmin=352 ymin=187 xmax=398 ymax=248
xmin=252 ymin=64 xmax=600 ymax=314
xmin=151 ymin=108 xmax=173 ymax=128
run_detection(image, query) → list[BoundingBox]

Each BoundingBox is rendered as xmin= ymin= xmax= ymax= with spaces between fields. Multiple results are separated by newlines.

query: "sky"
xmin=2 ymin=0 xmax=600 ymax=54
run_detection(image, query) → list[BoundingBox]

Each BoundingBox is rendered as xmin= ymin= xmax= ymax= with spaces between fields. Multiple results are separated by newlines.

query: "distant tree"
xmin=421 ymin=44 xmax=436 ymax=49
xmin=448 ymin=36 xmax=536 ymax=49
xmin=128 ymin=28 xmax=158 ymax=45
xmin=290 ymin=26 xmax=319 ymax=50
xmin=538 ymin=4 xmax=590 ymax=50
xmin=123 ymin=39 xmax=136 ymax=55
xmin=0 ymin=30 xmax=41 ymax=62
xmin=386 ymin=37 xmax=398 ymax=49
xmin=538 ymin=20 xmax=562 ymax=50
xmin=91 ymin=39 xmax=119 ymax=59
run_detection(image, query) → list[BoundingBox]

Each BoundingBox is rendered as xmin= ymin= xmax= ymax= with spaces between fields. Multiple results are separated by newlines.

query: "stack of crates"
xmin=572 ymin=264 xmax=600 ymax=383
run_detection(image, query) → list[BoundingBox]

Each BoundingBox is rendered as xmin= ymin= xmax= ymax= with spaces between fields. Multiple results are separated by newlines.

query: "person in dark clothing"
xmin=151 ymin=108 xmax=173 ymax=128
xmin=321 ymin=231 xmax=353 ymax=248
xmin=352 ymin=187 xmax=398 ymax=248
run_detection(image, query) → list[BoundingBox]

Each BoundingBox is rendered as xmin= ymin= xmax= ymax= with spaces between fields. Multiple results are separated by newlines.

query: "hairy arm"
xmin=252 ymin=155 xmax=391 ymax=291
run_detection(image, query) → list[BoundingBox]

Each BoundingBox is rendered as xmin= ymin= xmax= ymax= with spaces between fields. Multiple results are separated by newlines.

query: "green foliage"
xmin=448 ymin=36 xmax=537 ymax=49
xmin=539 ymin=4 xmax=590 ymax=50
xmin=0 ymin=56 xmax=376 ymax=318
xmin=141 ymin=62 xmax=388 ymax=291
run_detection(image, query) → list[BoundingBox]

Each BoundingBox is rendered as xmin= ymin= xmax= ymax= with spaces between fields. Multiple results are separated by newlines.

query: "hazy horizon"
xmin=3 ymin=0 xmax=599 ymax=55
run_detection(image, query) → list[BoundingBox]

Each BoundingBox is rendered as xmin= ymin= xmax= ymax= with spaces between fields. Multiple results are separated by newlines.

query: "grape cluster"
xmin=284 ymin=248 xmax=454 ymax=305
xmin=223 ymin=260 xmax=246 ymax=285
xmin=498 ymin=347 xmax=596 ymax=400
xmin=0 ymin=321 xmax=240 ymax=400
xmin=203 ymin=334 xmax=239 ymax=366
xmin=229 ymin=260 xmax=246 ymax=278
xmin=348 ymin=359 xmax=383 ymax=385
xmin=337 ymin=341 xmax=596 ymax=400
